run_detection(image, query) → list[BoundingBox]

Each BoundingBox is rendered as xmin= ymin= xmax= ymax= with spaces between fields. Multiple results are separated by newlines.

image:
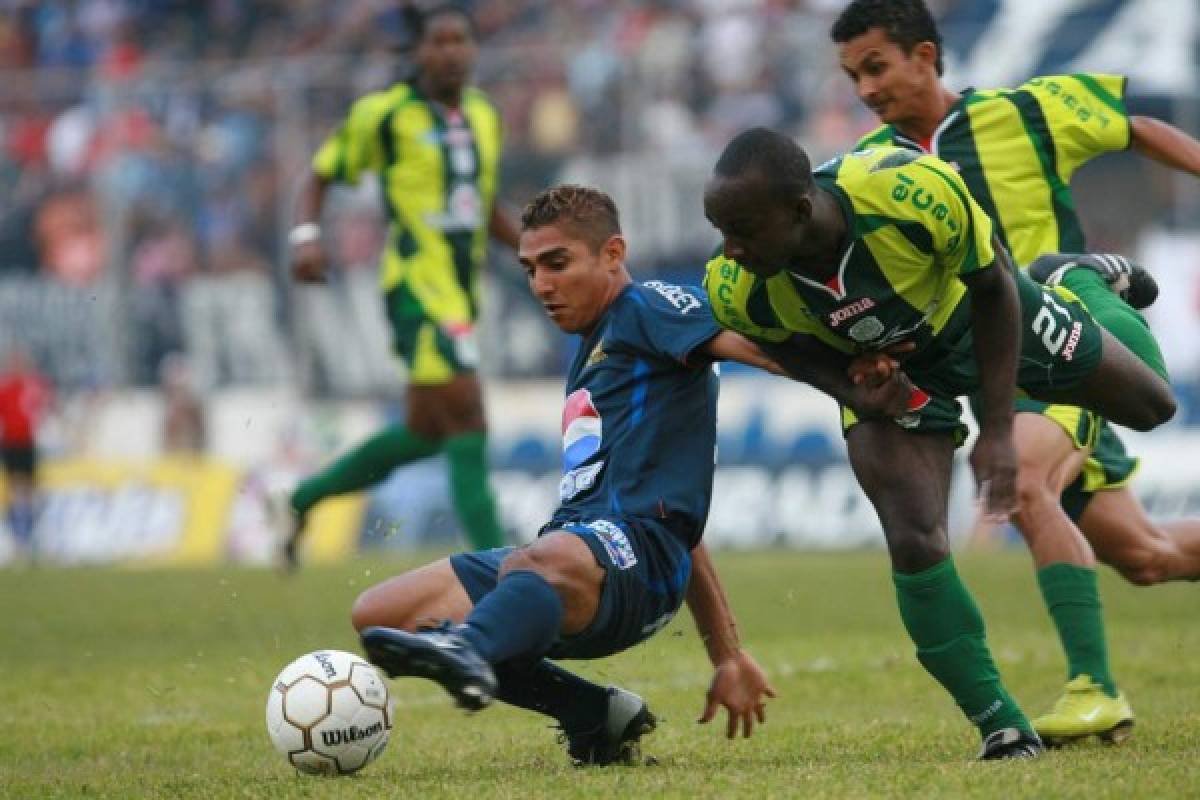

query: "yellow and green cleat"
xmin=1032 ymin=675 xmax=1134 ymax=746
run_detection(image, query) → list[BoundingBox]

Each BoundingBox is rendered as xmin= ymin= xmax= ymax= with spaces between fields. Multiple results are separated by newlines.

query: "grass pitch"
xmin=2 ymin=550 xmax=1198 ymax=799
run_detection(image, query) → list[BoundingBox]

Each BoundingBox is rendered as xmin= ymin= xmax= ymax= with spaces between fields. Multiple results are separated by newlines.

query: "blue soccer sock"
xmin=460 ymin=570 xmax=564 ymax=664
xmin=494 ymin=659 xmax=609 ymax=733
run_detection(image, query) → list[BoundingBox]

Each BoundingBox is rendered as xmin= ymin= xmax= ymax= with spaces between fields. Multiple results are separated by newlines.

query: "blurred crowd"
xmin=1 ymin=0 xmax=1193 ymax=392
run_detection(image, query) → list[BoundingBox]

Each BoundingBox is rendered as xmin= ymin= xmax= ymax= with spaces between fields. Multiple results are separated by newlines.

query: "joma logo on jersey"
xmin=891 ymin=173 xmax=962 ymax=250
xmin=829 ymin=297 xmax=876 ymax=326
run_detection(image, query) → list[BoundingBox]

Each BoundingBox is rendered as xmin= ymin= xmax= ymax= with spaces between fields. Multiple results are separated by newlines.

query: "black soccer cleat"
xmin=976 ymin=727 xmax=1044 ymax=761
xmin=563 ymin=687 xmax=658 ymax=767
xmin=1026 ymin=252 xmax=1158 ymax=310
xmin=360 ymin=624 xmax=498 ymax=711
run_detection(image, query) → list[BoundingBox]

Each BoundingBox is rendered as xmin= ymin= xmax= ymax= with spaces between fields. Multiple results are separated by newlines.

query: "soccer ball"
xmin=265 ymin=649 xmax=393 ymax=775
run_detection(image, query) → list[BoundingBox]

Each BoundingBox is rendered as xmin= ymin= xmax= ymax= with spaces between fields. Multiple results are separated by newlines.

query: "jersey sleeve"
xmin=703 ymin=255 xmax=793 ymax=343
xmin=311 ymin=91 xmax=393 ymax=185
xmin=1019 ymin=73 xmax=1131 ymax=180
xmin=627 ymin=282 xmax=723 ymax=366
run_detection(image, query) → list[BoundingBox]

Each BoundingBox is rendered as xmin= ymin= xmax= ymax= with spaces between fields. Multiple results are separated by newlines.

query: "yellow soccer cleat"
xmin=1033 ymin=675 xmax=1135 ymax=746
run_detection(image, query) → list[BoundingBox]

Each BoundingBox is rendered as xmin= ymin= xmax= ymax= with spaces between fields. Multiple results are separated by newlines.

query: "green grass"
xmin=2 ymin=550 xmax=1198 ymax=798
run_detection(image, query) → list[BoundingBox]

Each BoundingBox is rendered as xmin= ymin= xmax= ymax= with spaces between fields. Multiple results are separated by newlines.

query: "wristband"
xmin=288 ymin=222 xmax=321 ymax=247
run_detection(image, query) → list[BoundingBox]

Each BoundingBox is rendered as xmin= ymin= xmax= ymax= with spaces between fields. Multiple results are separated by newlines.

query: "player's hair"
xmin=713 ymin=128 xmax=814 ymax=200
xmin=521 ymin=185 xmax=622 ymax=253
xmin=830 ymin=0 xmax=944 ymax=76
xmin=405 ymin=2 xmax=477 ymax=44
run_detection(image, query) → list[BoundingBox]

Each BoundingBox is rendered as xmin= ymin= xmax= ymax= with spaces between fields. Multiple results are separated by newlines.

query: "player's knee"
xmin=350 ymin=588 xmax=386 ymax=632
xmin=350 ymin=583 xmax=418 ymax=632
xmin=499 ymin=538 xmax=597 ymax=607
xmin=1125 ymin=382 xmax=1176 ymax=431
xmin=886 ymin=528 xmax=950 ymax=573
xmin=1106 ymin=546 xmax=1169 ymax=586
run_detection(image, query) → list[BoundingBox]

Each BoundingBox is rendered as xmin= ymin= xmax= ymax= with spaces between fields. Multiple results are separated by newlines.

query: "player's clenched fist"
xmin=291 ymin=239 xmax=328 ymax=284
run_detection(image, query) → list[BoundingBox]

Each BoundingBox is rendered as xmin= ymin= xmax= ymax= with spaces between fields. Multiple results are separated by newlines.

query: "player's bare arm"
xmin=686 ymin=542 xmax=776 ymax=739
xmin=960 ymin=243 xmax=1021 ymax=518
xmin=488 ymin=202 xmax=522 ymax=251
xmin=1130 ymin=116 xmax=1200 ymax=177
xmin=290 ymin=170 xmax=332 ymax=284
xmin=759 ymin=335 xmax=914 ymax=419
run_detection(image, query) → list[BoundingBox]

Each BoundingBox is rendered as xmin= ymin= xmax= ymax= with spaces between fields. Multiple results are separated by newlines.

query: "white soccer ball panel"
xmin=336 ymin=743 xmax=371 ymax=773
xmin=282 ymin=676 xmax=331 ymax=728
xmin=265 ymin=689 xmax=306 ymax=755
xmin=348 ymin=661 xmax=389 ymax=710
xmin=329 ymin=685 xmax=362 ymax=723
xmin=290 ymin=749 xmax=340 ymax=776
xmin=265 ymin=687 xmax=285 ymax=734
xmin=309 ymin=649 xmax=367 ymax=682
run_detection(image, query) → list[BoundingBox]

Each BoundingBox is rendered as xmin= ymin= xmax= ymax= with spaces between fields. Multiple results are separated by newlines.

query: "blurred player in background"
xmin=0 ymin=346 xmax=54 ymax=562
xmin=831 ymin=0 xmax=1200 ymax=745
xmin=355 ymin=185 xmax=779 ymax=764
xmin=703 ymin=130 xmax=1177 ymax=758
xmin=278 ymin=3 xmax=520 ymax=569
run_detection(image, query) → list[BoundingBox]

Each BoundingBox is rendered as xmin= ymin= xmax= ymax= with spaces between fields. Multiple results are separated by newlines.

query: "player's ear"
xmin=601 ymin=234 xmax=626 ymax=270
xmin=795 ymin=194 xmax=813 ymax=224
xmin=912 ymin=41 xmax=938 ymax=72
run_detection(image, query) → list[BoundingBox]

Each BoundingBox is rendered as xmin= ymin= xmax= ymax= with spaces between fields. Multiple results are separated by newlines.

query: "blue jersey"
xmin=549 ymin=281 xmax=722 ymax=548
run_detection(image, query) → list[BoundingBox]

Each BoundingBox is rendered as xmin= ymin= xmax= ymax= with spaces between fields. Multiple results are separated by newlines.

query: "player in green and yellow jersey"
xmin=830 ymin=0 xmax=1200 ymax=745
xmin=702 ymin=129 xmax=1177 ymax=759
xmin=277 ymin=4 xmax=519 ymax=568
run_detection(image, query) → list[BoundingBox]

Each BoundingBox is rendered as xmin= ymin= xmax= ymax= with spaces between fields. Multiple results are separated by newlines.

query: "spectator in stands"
xmin=0 ymin=346 xmax=53 ymax=561
xmin=159 ymin=352 xmax=206 ymax=455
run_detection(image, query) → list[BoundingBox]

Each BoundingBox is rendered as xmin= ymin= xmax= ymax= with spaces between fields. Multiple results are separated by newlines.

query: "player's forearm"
xmin=761 ymin=336 xmax=858 ymax=406
xmin=701 ymin=331 xmax=785 ymax=375
xmin=293 ymin=171 xmax=330 ymax=228
xmin=1131 ymin=116 xmax=1200 ymax=177
xmin=964 ymin=257 xmax=1019 ymax=434
xmin=685 ymin=542 xmax=742 ymax=666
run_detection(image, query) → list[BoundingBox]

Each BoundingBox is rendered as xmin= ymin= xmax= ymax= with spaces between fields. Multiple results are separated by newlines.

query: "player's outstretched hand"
xmin=699 ymin=649 xmax=777 ymax=739
xmin=291 ymin=241 xmax=329 ymax=284
xmin=969 ymin=428 xmax=1019 ymax=523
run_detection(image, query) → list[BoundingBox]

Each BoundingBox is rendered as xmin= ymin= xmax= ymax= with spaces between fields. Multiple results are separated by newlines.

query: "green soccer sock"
xmin=444 ymin=431 xmax=506 ymax=550
xmin=894 ymin=557 xmax=1030 ymax=737
xmin=290 ymin=426 xmax=441 ymax=517
xmin=1036 ymin=563 xmax=1118 ymax=697
xmin=1061 ymin=269 xmax=1169 ymax=382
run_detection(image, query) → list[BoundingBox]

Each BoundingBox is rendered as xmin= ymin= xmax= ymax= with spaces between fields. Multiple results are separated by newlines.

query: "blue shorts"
xmin=449 ymin=517 xmax=693 ymax=660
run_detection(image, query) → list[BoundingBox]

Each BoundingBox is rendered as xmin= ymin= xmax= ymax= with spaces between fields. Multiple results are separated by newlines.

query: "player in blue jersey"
xmin=352 ymin=185 xmax=795 ymax=765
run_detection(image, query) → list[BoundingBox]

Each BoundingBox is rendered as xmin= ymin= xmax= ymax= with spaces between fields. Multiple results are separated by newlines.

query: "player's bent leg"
xmin=351 ymin=558 xmax=476 ymax=632
xmin=1082 ymin=489 xmax=1200 ymax=584
xmin=496 ymin=532 xmax=606 ymax=634
xmin=411 ymin=376 xmax=507 ymax=551
xmin=362 ymin=533 xmax=602 ymax=711
xmin=847 ymin=422 xmax=1039 ymax=757
xmin=1011 ymin=412 xmax=1096 ymax=568
xmin=1041 ymin=329 xmax=1175 ymax=432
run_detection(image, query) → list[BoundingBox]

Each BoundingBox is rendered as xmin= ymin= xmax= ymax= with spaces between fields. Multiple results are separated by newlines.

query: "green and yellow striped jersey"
xmin=313 ymin=83 xmax=503 ymax=322
xmin=704 ymin=147 xmax=996 ymax=357
xmin=854 ymin=73 xmax=1130 ymax=266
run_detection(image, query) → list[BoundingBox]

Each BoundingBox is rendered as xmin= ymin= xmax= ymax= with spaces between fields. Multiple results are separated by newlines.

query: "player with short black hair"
xmin=276 ymin=3 xmax=519 ymax=568
xmin=353 ymin=185 xmax=780 ymax=764
xmin=831 ymin=0 xmax=1200 ymax=745
xmin=830 ymin=0 xmax=944 ymax=75
xmin=702 ymin=129 xmax=1177 ymax=759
